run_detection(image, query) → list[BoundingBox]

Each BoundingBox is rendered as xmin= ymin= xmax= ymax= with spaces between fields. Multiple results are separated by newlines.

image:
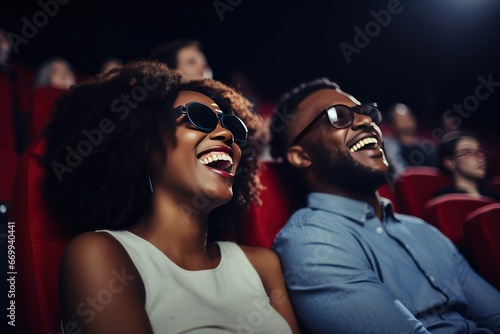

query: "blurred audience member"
xmin=34 ymin=57 xmax=75 ymax=90
xmin=100 ymin=57 xmax=123 ymax=74
xmin=150 ymin=39 xmax=212 ymax=81
xmin=434 ymin=131 xmax=500 ymax=201
xmin=383 ymin=103 xmax=438 ymax=177
xmin=0 ymin=28 xmax=11 ymax=71
xmin=30 ymin=58 xmax=75 ymax=142
xmin=255 ymin=115 xmax=274 ymax=161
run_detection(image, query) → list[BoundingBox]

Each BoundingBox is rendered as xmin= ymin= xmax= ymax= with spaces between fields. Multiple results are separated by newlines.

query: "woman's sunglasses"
xmin=173 ymin=102 xmax=248 ymax=145
xmin=292 ymin=103 xmax=382 ymax=145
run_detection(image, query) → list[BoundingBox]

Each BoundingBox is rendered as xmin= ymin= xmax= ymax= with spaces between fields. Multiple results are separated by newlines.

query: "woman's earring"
xmin=148 ymin=175 xmax=154 ymax=194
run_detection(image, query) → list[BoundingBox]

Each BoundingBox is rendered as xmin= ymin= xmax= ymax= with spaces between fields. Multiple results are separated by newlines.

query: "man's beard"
xmin=309 ymin=145 xmax=388 ymax=193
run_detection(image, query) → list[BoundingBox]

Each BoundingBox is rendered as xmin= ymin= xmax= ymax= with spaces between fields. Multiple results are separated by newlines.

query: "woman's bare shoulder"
xmin=238 ymin=245 xmax=282 ymax=277
xmin=62 ymin=231 xmax=130 ymax=266
xmin=60 ymin=231 xmax=140 ymax=293
xmin=59 ymin=231 xmax=151 ymax=332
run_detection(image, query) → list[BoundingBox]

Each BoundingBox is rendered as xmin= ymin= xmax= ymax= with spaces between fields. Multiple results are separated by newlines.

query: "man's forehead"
xmin=456 ymin=136 xmax=480 ymax=148
xmin=297 ymin=88 xmax=360 ymax=111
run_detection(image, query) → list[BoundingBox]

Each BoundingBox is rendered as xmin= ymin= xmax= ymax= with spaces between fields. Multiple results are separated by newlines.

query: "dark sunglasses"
xmin=173 ymin=102 xmax=248 ymax=144
xmin=292 ymin=103 xmax=382 ymax=145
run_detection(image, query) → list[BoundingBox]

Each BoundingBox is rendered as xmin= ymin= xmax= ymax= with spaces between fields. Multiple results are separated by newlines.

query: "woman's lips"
xmin=204 ymin=166 xmax=233 ymax=178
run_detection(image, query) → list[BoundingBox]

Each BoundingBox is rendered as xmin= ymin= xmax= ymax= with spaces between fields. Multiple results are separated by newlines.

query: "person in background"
xmin=34 ymin=57 xmax=76 ymax=90
xmin=101 ymin=57 xmax=123 ymax=74
xmin=433 ymin=131 xmax=500 ymax=201
xmin=269 ymin=77 xmax=500 ymax=333
xmin=383 ymin=103 xmax=438 ymax=177
xmin=0 ymin=28 xmax=11 ymax=72
xmin=150 ymin=39 xmax=212 ymax=81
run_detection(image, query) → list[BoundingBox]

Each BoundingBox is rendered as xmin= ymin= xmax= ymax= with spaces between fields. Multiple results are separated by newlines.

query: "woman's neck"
xmin=129 ymin=187 xmax=215 ymax=264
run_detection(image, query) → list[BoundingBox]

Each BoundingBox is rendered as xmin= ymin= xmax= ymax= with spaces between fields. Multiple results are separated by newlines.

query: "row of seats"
xmin=6 ymin=142 xmax=500 ymax=333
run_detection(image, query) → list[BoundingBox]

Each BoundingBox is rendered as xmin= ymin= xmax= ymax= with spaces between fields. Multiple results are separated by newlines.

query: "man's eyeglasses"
xmin=454 ymin=149 xmax=485 ymax=159
xmin=174 ymin=102 xmax=248 ymax=145
xmin=292 ymin=103 xmax=382 ymax=145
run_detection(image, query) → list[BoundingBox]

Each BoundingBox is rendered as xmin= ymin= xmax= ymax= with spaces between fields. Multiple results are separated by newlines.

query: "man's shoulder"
xmin=282 ymin=206 xmax=346 ymax=230
xmin=273 ymin=206 xmax=357 ymax=247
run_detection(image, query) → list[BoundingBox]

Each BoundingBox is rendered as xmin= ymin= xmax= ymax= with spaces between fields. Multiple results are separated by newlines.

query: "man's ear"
xmin=443 ymin=157 xmax=455 ymax=172
xmin=287 ymin=145 xmax=312 ymax=169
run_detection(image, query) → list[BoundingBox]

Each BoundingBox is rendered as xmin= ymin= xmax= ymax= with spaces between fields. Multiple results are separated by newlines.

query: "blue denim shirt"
xmin=273 ymin=192 xmax=500 ymax=334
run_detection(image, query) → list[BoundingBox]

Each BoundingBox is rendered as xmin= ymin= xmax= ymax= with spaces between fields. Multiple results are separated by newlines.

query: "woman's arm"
xmin=241 ymin=246 xmax=300 ymax=334
xmin=59 ymin=232 xmax=153 ymax=334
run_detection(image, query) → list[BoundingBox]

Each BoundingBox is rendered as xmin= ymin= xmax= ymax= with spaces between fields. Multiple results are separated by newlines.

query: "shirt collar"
xmin=307 ymin=192 xmax=400 ymax=225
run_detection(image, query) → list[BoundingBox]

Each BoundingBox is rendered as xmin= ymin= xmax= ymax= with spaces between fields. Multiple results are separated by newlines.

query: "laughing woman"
xmin=41 ymin=60 xmax=299 ymax=334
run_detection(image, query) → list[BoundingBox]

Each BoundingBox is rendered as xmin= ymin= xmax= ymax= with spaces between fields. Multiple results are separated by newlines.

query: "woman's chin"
xmin=199 ymin=187 xmax=234 ymax=209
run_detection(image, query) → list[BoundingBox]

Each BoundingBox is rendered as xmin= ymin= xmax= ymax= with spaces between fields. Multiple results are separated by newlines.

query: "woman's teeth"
xmin=198 ymin=152 xmax=233 ymax=166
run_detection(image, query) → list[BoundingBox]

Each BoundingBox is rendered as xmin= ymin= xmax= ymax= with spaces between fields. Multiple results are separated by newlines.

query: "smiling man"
xmin=269 ymin=78 xmax=500 ymax=333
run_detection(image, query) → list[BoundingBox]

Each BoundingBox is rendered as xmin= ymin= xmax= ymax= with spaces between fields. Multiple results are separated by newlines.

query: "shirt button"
xmin=429 ymin=276 xmax=435 ymax=282
xmin=376 ymin=227 xmax=383 ymax=234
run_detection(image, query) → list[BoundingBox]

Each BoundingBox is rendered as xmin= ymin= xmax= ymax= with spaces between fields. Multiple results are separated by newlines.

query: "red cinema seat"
xmin=464 ymin=204 xmax=500 ymax=290
xmin=30 ymin=86 xmax=67 ymax=142
xmin=0 ymin=73 xmax=19 ymax=202
xmin=0 ymin=148 xmax=18 ymax=202
xmin=394 ymin=167 xmax=451 ymax=218
xmin=0 ymin=72 xmax=16 ymax=150
xmin=488 ymin=176 xmax=500 ymax=194
xmin=235 ymin=162 xmax=307 ymax=248
xmin=9 ymin=139 xmax=71 ymax=334
xmin=422 ymin=194 xmax=494 ymax=250
xmin=10 ymin=61 xmax=36 ymax=114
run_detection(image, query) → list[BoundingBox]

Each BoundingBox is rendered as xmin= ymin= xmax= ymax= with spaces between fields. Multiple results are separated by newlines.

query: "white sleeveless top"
xmin=99 ymin=230 xmax=292 ymax=334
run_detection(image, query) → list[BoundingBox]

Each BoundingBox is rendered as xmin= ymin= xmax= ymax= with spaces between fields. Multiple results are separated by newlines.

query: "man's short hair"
xmin=269 ymin=78 xmax=339 ymax=159
xmin=149 ymin=39 xmax=201 ymax=69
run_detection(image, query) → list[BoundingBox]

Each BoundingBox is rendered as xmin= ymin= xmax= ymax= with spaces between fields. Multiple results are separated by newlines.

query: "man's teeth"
xmin=199 ymin=152 xmax=233 ymax=165
xmin=349 ymin=137 xmax=378 ymax=153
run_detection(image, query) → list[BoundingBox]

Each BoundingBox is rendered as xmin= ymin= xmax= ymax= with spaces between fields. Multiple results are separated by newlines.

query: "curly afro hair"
xmin=41 ymin=60 xmax=261 ymax=238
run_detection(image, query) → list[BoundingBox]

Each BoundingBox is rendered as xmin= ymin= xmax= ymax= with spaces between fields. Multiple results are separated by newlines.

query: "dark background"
xmin=2 ymin=0 xmax=500 ymax=135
